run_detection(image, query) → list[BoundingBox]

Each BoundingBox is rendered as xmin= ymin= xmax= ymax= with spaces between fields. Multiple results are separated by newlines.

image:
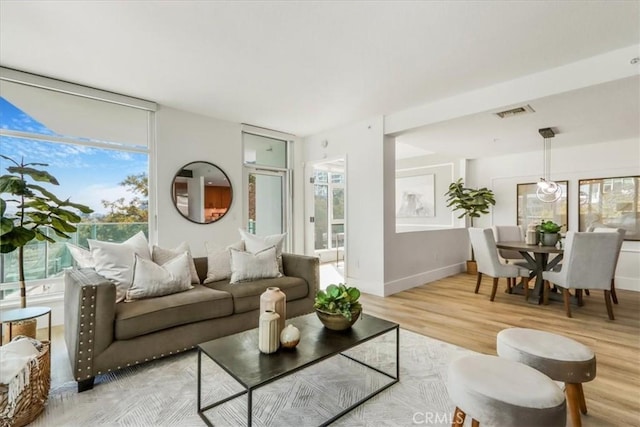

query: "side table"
xmin=0 ymin=306 xmax=52 ymax=345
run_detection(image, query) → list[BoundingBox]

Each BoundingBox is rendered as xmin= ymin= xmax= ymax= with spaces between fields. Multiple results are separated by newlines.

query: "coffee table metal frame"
xmin=197 ymin=313 xmax=400 ymax=427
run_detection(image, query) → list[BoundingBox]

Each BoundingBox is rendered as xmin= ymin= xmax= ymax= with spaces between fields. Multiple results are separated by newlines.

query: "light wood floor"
xmin=360 ymin=273 xmax=640 ymax=426
xmin=39 ymin=273 xmax=639 ymax=426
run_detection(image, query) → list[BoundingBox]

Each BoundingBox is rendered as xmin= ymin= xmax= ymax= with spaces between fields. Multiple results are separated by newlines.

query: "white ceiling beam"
xmin=384 ymin=45 xmax=640 ymax=136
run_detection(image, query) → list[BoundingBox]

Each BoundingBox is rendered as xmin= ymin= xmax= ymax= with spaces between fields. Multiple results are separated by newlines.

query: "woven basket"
xmin=0 ymin=341 xmax=51 ymax=427
xmin=1 ymin=320 xmax=37 ymax=345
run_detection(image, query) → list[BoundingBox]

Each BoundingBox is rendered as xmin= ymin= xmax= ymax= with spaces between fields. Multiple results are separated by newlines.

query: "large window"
xmin=0 ymin=68 xmax=155 ymax=303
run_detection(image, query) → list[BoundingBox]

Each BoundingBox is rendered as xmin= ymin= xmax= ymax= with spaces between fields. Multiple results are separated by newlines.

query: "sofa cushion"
xmin=88 ymin=231 xmax=152 ymax=303
xmin=152 ymin=242 xmax=200 ymax=284
xmin=66 ymin=243 xmax=96 ymax=268
xmin=125 ymin=253 xmax=193 ymax=302
xmin=229 ymin=246 xmax=281 ymax=284
xmin=114 ymin=284 xmax=233 ymax=340
xmin=203 ymin=240 xmax=244 ymax=283
xmin=204 ymin=276 xmax=308 ymax=314
xmin=239 ymin=229 xmax=286 ymax=272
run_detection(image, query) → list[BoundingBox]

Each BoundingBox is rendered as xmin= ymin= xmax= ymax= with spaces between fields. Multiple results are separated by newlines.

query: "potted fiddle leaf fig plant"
xmin=0 ymin=155 xmax=93 ymax=317
xmin=445 ymin=178 xmax=496 ymax=274
xmin=314 ymin=283 xmax=362 ymax=331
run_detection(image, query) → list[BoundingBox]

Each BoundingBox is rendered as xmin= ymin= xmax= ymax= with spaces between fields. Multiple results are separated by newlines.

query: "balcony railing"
xmin=0 ymin=222 xmax=147 ymax=302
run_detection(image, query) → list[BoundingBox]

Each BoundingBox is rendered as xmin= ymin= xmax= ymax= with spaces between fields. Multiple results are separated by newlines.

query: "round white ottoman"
xmin=497 ymin=328 xmax=596 ymax=427
xmin=447 ymin=354 xmax=566 ymax=427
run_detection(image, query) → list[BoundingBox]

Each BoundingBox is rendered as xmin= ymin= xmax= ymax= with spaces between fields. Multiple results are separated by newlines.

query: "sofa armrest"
xmin=64 ymin=268 xmax=116 ymax=382
xmin=282 ymin=253 xmax=320 ymax=299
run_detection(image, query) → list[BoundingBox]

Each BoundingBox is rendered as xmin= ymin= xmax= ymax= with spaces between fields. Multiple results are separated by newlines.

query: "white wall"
xmin=468 ymin=137 xmax=640 ymax=291
xmin=304 ymin=116 xmax=386 ymax=296
xmin=155 ymin=106 xmax=244 ymax=256
xmin=155 ymin=107 xmax=306 ymax=257
xmin=395 ymin=153 xmax=461 ymax=231
xmin=384 ymin=140 xmax=469 ymax=295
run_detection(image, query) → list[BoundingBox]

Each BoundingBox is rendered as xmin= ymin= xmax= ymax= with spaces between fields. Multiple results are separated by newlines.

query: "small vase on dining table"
xmin=541 ymin=232 xmax=559 ymax=247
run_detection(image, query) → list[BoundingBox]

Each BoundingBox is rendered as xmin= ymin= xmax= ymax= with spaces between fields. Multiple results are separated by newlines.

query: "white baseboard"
xmin=384 ymin=263 xmax=466 ymax=296
xmin=615 ymin=276 xmax=640 ymax=292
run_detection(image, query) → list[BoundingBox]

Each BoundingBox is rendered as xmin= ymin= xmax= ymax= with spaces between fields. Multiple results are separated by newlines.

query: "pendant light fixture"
xmin=536 ymin=127 xmax=562 ymax=203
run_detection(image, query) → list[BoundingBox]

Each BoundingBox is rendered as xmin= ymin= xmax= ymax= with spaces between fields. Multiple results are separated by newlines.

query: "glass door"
xmin=246 ymin=169 xmax=287 ymax=237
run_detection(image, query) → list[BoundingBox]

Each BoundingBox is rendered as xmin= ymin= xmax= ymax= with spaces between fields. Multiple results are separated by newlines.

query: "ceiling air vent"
xmin=494 ymin=104 xmax=535 ymax=119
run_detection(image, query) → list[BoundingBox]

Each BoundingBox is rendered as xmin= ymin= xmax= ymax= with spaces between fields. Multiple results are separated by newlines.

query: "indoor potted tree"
xmin=314 ymin=283 xmax=362 ymax=331
xmin=0 ymin=155 xmax=92 ymax=336
xmin=445 ymin=178 xmax=496 ymax=274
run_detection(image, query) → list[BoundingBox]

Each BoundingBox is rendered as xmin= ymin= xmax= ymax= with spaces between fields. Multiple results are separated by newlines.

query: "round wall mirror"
xmin=171 ymin=161 xmax=233 ymax=224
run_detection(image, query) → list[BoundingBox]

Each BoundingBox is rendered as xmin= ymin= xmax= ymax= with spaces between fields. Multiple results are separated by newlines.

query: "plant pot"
xmin=466 ymin=260 xmax=477 ymax=275
xmin=315 ymin=307 xmax=361 ymax=331
xmin=541 ymin=233 xmax=559 ymax=247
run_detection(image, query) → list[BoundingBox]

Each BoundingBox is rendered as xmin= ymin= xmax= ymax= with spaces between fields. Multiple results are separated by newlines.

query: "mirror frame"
xmin=171 ymin=161 xmax=233 ymax=224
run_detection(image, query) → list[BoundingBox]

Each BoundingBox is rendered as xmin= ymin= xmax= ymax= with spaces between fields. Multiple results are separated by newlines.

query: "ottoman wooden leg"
xmin=577 ymin=383 xmax=587 ymax=414
xmin=566 ymin=383 xmax=582 ymax=427
xmin=452 ymin=406 xmax=466 ymax=426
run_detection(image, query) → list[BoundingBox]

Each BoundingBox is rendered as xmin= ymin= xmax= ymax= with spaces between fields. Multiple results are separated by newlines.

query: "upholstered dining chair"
xmin=492 ymin=225 xmax=526 ymax=289
xmin=492 ymin=225 xmax=525 ymax=261
xmin=586 ymin=226 xmax=625 ymax=304
xmin=542 ymin=231 xmax=620 ymax=320
xmin=468 ymin=228 xmax=530 ymax=301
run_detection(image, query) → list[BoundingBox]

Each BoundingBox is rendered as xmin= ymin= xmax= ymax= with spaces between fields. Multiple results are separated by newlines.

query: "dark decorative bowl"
xmin=315 ymin=307 xmax=362 ymax=331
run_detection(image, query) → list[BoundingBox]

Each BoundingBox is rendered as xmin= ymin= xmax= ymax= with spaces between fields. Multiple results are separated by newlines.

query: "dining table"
xmin=495 ymin=241 xmax=563 ymax=304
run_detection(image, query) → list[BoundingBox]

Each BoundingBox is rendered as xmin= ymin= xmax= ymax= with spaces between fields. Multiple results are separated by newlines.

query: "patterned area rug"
xmin=33 ymin=329 xmax=474 ymax=426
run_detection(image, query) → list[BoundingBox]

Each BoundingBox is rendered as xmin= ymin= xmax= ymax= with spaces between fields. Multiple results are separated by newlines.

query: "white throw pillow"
xmin=203 ymin=240 xmax=244 ymax=283
xmin=125 ymin=253 xmax=193 ymax=301
xmin=88 ymin=231 xmax=152 ymax=303
xmin=152 ymin=242 xmax=200 ymax=284
xmin=229 ymin=246 xmax=281 ymax=284
xmin=238 ymin=229 xmax=286 ymax=272
xmin=66 ymin=243 xmax=95 ymax=268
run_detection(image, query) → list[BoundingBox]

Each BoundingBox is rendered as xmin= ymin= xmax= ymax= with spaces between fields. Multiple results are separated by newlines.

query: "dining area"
xmin=468 ymin=224 xmax=625 ymax=320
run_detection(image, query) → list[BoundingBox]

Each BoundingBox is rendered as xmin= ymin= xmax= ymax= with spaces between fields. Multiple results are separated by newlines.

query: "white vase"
xmin=260 ymin=287 xmax=286 ymax=336
xmin=258 ymin=310 xmax=280 ymax=354
xmin=280 ymin=324 xmax=300 ymax=349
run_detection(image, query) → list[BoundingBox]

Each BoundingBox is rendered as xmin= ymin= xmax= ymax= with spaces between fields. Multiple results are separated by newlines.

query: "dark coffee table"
xmin=197 ymin=312 xmax=399 ymax=426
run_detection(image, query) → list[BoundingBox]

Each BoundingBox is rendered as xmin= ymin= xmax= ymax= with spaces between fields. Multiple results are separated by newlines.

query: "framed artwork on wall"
xmin=396 ymin=173 xmax=435 ymax=218
xmin=579 ymin=175 xmax=640 ymax=241
xmin=517 ymin=181 xmax=568 ymax=233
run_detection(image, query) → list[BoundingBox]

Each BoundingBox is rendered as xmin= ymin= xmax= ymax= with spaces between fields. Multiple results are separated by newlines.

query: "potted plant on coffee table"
xmin=314 ymin=283 xmax=362 ymax=331
xmin=0 ymin=155 xmax=92 ymax=337
xmin=445 ymin=178 xmax=496 ymax=274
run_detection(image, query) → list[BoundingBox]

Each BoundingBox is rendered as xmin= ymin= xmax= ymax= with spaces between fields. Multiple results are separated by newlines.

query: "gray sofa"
xmin=64 ymin=253 xmax=319 ymax=392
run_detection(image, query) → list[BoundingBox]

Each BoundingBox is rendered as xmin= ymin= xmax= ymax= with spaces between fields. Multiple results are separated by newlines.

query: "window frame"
xmin=0 ymin=67 xmax=157 ymax=305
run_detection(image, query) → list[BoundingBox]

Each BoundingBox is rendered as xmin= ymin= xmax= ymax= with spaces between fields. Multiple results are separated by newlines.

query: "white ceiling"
xmin=397 ymin=75 xmax=640 ymax=159
xmin=1 ymin=1 xmax=639 ymax=144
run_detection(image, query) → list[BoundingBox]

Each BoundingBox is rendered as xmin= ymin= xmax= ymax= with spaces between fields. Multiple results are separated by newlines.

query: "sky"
xmin=0 ymin=97 xmax=148 ymax=216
